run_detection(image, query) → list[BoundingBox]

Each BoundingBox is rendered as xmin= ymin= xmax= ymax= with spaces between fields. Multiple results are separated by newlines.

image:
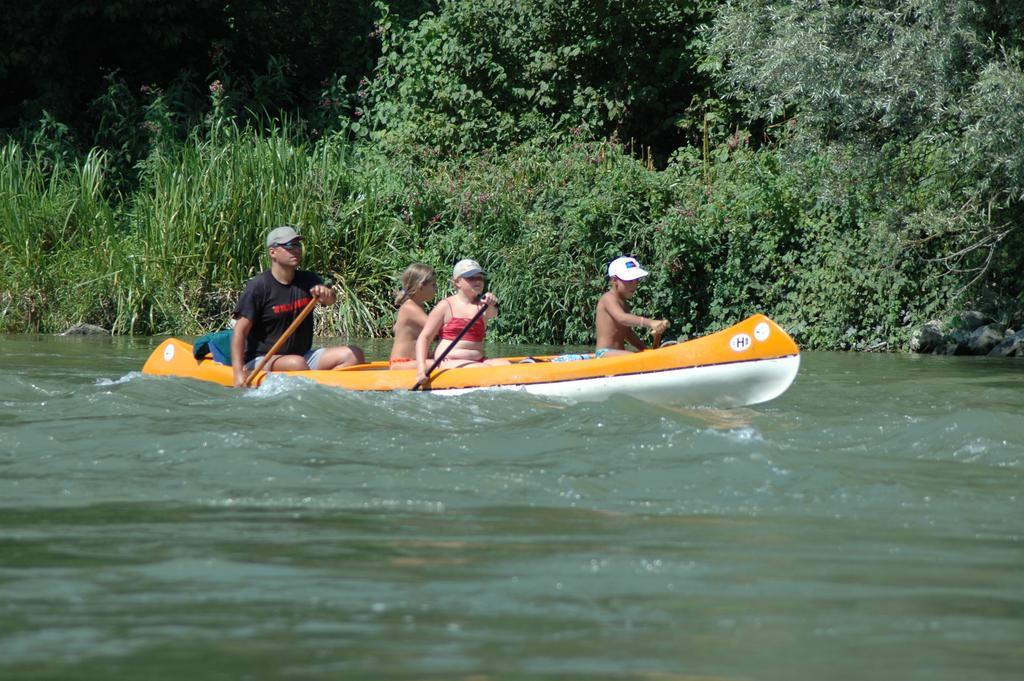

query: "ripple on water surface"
xmin=0 ymin=344 xmax=1022 ymax=680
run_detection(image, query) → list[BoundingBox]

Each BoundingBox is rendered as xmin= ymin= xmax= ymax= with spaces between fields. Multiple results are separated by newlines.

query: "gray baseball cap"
xmin=266 ymin=225 xmax=303 ymax=248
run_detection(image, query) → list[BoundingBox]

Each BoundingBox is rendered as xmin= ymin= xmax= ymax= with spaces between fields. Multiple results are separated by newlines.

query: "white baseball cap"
xmin=452 ymin=259 xmax=485 ymax=279
xmin=607 ymin=256 xmax=648 ymax=281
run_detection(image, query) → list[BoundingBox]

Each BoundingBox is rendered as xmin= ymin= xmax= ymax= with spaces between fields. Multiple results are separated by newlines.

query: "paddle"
xmin=652 ymin=328 xmax=664 ymax=350
xmin=243 ymin=296 xmax=318 ymax=387
xmin=412 ymin=300 xmax=489 ymax=391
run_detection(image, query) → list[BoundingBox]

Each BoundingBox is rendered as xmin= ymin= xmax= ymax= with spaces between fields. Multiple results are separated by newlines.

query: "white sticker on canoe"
xmin=164 ymin=344 xmax=175 ymax=362
xmin=754 ymin=322 xmax=770 ymax=342
xmin=729 ymin=333 xmax=753 ymax=352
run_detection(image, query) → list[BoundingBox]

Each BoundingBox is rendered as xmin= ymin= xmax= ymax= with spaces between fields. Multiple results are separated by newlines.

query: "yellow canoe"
xmin=142 ymin=314 xmax=800 ymax=407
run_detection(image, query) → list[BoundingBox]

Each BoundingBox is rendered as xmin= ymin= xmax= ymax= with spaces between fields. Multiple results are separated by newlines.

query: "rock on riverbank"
xmin=60 ymin=323 xmax=110 ymax=336
xmin=910 ymin=312 xmax=1023 ymax=357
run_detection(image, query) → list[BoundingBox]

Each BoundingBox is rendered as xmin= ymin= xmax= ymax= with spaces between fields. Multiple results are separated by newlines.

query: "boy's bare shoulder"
xmin=597 ymin=289 xmax=625 ymax=311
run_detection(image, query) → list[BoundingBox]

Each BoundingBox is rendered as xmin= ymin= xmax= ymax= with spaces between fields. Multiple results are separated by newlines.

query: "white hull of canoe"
xmin=411 ymin=354 xmax=800 ymax=407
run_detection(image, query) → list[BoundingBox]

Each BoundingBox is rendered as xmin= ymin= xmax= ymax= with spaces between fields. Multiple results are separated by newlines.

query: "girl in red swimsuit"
xmin=415 ymin=259 xmax=509 ymax=384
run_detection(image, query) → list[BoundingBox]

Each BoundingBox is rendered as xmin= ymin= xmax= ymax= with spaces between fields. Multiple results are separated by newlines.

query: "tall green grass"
xmin=1 ymin=142 xmax=125 ymax=331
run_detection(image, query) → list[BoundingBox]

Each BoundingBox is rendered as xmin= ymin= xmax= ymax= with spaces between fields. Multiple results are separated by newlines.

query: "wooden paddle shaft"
xmin=244 ymin=297 xmax=318 ymax=387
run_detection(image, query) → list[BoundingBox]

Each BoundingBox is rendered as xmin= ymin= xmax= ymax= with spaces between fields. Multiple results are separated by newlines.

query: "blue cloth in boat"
xmin=551 ymin=353 xmax=596 ymax=363
xmin=193 ymin=329 xmax=233 ymax=365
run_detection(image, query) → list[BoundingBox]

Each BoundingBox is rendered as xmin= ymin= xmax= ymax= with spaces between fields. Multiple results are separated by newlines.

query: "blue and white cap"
xmin=607 ymin=256 xmax=649 ymax=281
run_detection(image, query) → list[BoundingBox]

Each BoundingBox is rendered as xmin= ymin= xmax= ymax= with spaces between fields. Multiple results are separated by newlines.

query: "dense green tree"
xmin=704 ymin=0 xmax=1024 ymax=311
xmin=705 ymin=0 xmax=1022 ymax=143
xmin=367 ymin=0 xmax=717 ymax=159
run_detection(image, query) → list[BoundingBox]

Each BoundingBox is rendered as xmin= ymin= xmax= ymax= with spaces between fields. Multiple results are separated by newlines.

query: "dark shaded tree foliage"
xmin=2 ymin=1 xmax=223 ymax=132
xmin=0 ymin=0 xmax=433 ymax=142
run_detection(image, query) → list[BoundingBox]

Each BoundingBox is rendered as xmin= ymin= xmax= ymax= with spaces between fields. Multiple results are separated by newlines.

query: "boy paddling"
xmin=594 ymin=256 xmax=668 ymax=358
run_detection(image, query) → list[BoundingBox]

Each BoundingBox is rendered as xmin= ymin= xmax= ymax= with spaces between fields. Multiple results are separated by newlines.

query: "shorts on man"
xmin=244 ymin=347 xmax=327 ymax=371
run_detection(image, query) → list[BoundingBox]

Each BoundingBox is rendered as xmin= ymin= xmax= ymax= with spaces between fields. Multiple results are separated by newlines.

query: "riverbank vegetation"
xmin=2 ymin=0 xmax=1022 ymax=349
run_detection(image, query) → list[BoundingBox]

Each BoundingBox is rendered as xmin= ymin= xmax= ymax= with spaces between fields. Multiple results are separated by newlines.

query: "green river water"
xmin=1 ymin=334 xmax=1021 ymax=680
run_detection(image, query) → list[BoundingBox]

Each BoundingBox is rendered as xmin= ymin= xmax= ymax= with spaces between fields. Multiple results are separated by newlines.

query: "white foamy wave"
xmin=244 ymin=373 xmax=313 ymax=398
xmin=706 ymin=425 xmax=764 ymax=443
xmin=95 ymin=372 xmax=144 ymax=386
xmin=207 ymin=495 xmax=447 ymax=513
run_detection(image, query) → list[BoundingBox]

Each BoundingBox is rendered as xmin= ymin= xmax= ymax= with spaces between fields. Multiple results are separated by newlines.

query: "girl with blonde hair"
xmin=389 ymin=263 xmax=438 ymax=369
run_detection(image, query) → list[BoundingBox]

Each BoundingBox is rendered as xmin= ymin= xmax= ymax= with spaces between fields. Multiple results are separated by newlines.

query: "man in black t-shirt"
xmin=231 ymin=225 xmax=365 ymax=387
